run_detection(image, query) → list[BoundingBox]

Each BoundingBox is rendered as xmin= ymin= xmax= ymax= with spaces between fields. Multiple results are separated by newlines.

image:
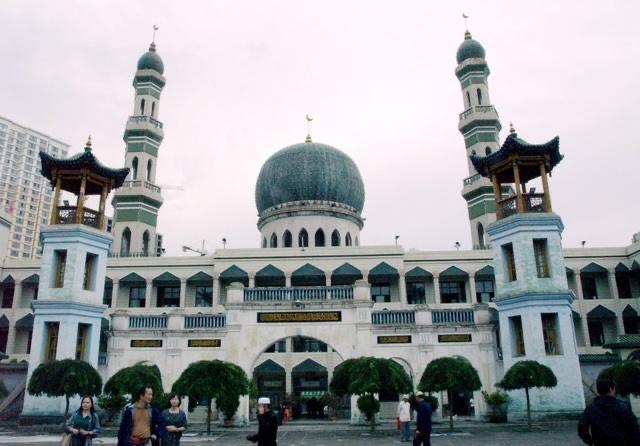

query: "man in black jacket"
xmin=247 ymin=397 xmax=278 ymax=446
xmin=578 ymin=377 xmax=640 ymax=445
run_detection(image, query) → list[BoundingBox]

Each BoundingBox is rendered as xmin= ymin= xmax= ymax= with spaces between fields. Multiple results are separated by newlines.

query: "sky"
xmin=2 ymin=1 xmax=638 ymax=256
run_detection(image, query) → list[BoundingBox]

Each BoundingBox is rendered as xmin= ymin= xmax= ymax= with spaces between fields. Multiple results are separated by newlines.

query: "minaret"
xmin=455 ymin=29 xmax=505 ymax=249
xmin=111 ymin=39 xmax=165 ymax=257
xmin=21 ymin=138 xmax=129 ymax=419
xmin=470 ymin=130 xmax=585 ymax=418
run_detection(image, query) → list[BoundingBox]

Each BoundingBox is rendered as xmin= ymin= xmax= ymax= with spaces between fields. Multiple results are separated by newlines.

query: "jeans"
xmin=400 ymin=421 xmax=411 ymax=441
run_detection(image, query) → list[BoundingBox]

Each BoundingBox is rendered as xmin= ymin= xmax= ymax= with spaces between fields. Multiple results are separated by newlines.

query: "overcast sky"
xmin=2 ymin=1 xmax=638 ymax=255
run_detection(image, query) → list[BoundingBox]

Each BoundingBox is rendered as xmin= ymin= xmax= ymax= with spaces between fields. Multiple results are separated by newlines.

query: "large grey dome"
xmin=137 ymin=43 xmax=164 ymax=74
xmin=255 ymin=142 xmax=365 ymax=214
xmin=456 ymin=32 xmax=486 ymax=64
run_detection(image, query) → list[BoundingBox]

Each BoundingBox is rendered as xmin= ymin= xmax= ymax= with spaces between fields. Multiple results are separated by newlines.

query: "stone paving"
xmin=0 ymin=421 xmax=585 ymax=445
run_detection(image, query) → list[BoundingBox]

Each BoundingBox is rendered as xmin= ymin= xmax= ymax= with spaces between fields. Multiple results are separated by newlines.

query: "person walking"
xmin=162 ymin=394 xmax=187 ymax=446
xmin=578 ymin=377 xmax=640 ymax=446
xmin=397 ymin=395 xmax=412 ymax=442
xmin=65 ymin=396 xmax=101 ymax=446
xmin=247 ymin=397 xmax=278 ymax=446
xmin=117 ymin=386 xmax=166 ymax=446
xmin=413 ymin=392 xmax=432 ymax=446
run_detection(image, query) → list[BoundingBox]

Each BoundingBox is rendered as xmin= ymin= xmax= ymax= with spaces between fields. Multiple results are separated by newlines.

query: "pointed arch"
xmin=255 ymin=264 xmax=286 ymax=287
xmin=270 ymin=233 xmax=278 ymax=248
xmin=140 ymin=98 xmax=145 ymax=115
xmin=121 ymin=227 xmax=131 ymax=256
xmin=485 ymin=147 xmax=492 ymax=155
xmin=477 ymin=88 xmax=482 ymax=105
xmin=291 ymin=263 xmax=325 ymax=287
xmin=142 ymin=230 xmax=150 ymax=256
xmin=345 ymin=233 xmax=352 ymax=246
xmin=314 ymin=229 xmax=325 ymax=247
xmin=283 ymin=230 xmax=292 ymax=248
xmin=477 ymin=223 xmax=485 ymax=249
xmin=331 ymin=230 xmax=341 ymax=247
xmin=466 ymin=91 xmax=471 ymax=108
xmin=146 ymin=159 xmax=152 ymax=181
xmin=298 ymin=229 xmax=309 ymax=247
xmin=131 ymin=157 xmax=139 ymax=180
xmin=151 ymin=101 xmax=156 ymax=117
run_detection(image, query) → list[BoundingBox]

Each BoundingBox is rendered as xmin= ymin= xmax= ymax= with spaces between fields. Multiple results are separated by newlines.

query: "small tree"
xmin=97 ymin=393 xmax=127 ymax=424
xmin=598 ymin=360 xmax=640 ymax=397
xmin=330 ymin=357 xmax=412 ymax=431
xmin=418 ymin=356 xmax=481 ymax=431
xmin=498 ymin=360 xmax=557 ymax=429
xmin=103 ymin=362 xmax=163 ymax=403
xmin=27 ymin=359 xmax=102 ymax=424
xmin=172 ymin=360 xmax=248 ymax=434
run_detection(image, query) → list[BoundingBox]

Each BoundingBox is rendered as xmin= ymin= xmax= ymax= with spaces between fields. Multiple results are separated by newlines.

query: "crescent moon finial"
xmin=305 ymin=114 xmax=313 ymax=143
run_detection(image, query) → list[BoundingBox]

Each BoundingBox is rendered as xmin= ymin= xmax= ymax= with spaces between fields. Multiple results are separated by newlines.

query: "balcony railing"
xmin=372 ymin=310 xmax=416 ymax=325
xmin=458 ymin=105 xmax=498 ymax=121
xmin=463 ymin=173 xmax=482 ymax=187
xmin=184 ymin=314 xmax=226 ymax=329
xmin=129 ymin=115 xmax=163 ymax=129
xmin=98 ymin=352 xmax=108 ymax=366
xmin=243 ymin=286 xmax=354 ymax=302
xmin=123 ymin=180 xmax=162 ymax=194
xmin=56 ymin=206 xmax=100 ymax=228
xmin=129 ymin=315 xmax=167 ymax=329
xmin=432 ymin=309 xmax=475 ymax=324
xmin=498 ymin=193 xmax=547 ymax=219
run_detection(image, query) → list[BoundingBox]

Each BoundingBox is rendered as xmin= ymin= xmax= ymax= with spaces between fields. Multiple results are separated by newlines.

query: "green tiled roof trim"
xmin=406 ymin=266 xmax=433 ymax=280
xmin=292 ymin=263 xmax=324 ymax=278
xmin=293 ymin=358 xmax=326 ymax=373
xmin=470 ymin=133 xmax=562 ymax=178
xmin=153 ymin=271 xmax=180 ymax=285
xmin=255 ymin=359 xmax=285 ymax=373
xmin=579 ymin=353 xmax=620 ymax=363
xmin=587 ymin=305 xmax=616 ymax=319
xmin=40 ymin=150 xmax=129 ymax=187
xmin=603 ymin=334 xmax=640 ymax=348
xmin=440 ymin=266 xmax=469 ymax=279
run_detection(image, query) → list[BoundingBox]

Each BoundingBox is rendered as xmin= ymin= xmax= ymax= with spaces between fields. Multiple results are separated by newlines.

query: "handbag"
xmin=59 ymin=433 xmax=72 ymax=446
xmin=396 ymin=417 xmax=401 ymax=429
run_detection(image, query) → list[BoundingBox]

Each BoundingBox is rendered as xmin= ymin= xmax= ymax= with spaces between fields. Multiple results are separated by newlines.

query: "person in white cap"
xmin=246 ymin=397 xmax=278 ymax=446
xmin=397 ymin=394 xmax=412 ymax=442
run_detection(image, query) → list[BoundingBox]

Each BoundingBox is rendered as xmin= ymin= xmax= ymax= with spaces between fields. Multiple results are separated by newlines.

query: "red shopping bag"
xmin=396 ymin=417 xmax=401 ymax=429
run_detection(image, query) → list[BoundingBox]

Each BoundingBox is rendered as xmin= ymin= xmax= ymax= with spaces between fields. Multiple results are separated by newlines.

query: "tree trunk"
xmin=448 ymin=390 xmax=454 ymax=431
xmin=63 ymin=395 xmax=70 ymax=426
xmin=525 ymin=387 xmax=531 ymax=429
xmin=207 ymin=398 xmax=212 ymax=435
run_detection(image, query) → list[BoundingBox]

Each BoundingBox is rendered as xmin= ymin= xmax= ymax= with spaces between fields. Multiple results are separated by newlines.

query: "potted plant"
xmin=482 ymin=390 xmax=509 ymax=423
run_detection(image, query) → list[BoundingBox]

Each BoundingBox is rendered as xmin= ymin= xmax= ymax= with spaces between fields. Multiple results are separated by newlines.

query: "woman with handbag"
xmin=64 ymin=396 xmax=101 ymax=446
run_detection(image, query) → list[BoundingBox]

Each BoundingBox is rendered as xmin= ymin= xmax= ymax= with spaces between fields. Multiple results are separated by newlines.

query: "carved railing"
xmin=371 ymin=310 xmax=416 ymax=325
xmin=184 ymin=314 xmax=226 ymax=329
xmin=458 ymin=105 xmax=497 ymax=121
xmin=123 ymin=180 xmax=161 ymax=194
xmin=498 ymin=193 xmax=547 ymax=219
xmin=432 ymin=309 xmax=475 ymax=324
xmin=463 ymin=173 xmax=482 ymax=186
xmin=129 ymin=315 xmax=167 ymax=329
xmin=129 ymin=115 xmax=163 ymax=129
xmin=243 ymin=286 xmax=354 ymax=302
xmin=56 ymin=206 xmax=100 ymax=228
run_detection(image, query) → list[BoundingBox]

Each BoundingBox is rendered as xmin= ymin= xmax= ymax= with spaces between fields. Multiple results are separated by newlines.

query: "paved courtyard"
xmin=0 ymin=421 xmax=585 ymax=445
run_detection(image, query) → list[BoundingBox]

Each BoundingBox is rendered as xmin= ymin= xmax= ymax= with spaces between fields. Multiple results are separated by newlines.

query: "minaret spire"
xmin=305 ymin=114 xmax=313 ymax=143
xmin=462 ymin=12 xmax=471 ymax=39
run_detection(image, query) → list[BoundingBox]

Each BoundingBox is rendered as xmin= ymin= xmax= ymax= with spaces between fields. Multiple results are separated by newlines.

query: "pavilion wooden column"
xmin=98 ymin=183 xmax=108 ymax=230
xmin=50 ymin=176 xmax=62 ymax=224
xmin=491 ymin=174 xmax=502 ymax=219
xmin=76 ymin=171 xmax=87 ymax=224
xmin=512 ymin=161 xmax=524 ymax=212
xmin=540 ymin=162 xmax=552 ymax=212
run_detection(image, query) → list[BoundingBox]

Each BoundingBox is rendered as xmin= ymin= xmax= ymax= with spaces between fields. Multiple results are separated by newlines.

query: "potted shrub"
xmin=482 ymin=390 xmax=509 ymax=423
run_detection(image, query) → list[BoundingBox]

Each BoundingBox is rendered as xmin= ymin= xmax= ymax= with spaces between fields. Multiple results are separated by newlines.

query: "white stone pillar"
xmin=5 ymin=321 xmax=16 ymax=355
xmin=399 ymin=272 xmax=408 ymax=305
xmin=433 ymin=276 xmax=441 ymax=304
xmin=285 ymin=273 xmax=292 ymax=288
xmin=285 ymin=368 xmax=292 ymax=394
xmin=179 ymin=278 xmax=187 ymax=308
xmin=12 ymin=283 xmax=22 ymax=309
xmin=249 ymin=273 xmax=255 ymax=288
xmin=608 ymin=271 xmax=619 ymax=299
xmin=469 ymin=276 xmax=477 ymax=303
xmin=145 ymin=279 xmax=153 ymax=308
xmin=575 ymin=273 xmax=584 ymax=300
xmin=212 ymin=274 xmax=220 ymax=307
xmin=111 ymin=280 xmax=119 ymax=309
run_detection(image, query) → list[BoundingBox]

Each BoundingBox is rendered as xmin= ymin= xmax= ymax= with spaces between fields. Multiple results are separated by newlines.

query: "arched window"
xmin=151 ymin=101 xmax=156 ymax=117
xmin=146 ymin=160 xmax=152 ymax=181
xmin=142 ymin=230 xmax=150 ymax=256
xmin=140 ymin=99 xmax=145 ymax=115
xmin=345 ymin=233 xmax=352 ymax=246
xmin=298 ymin=229 xmax=309 ymax=247
xmin=315 ymin=229 xmax=325 ymax=247
xmin=485 ymin=147 xmax=492 ymax=155
xmin=477 ymin=88 xmax=482 ymax=105
xmin=466 ymin=91 xmax=471 ymax=108
xmin=132 ymin=157 xmax=138 ymax=180
xmin=477 ymin=223 xmax=485 ymax=249
xmin=262 ymin=237 xmax=267 ymax=248
xmin=471 ymin=150 xmax=477 ymax=155
xmin=283 ymin=230 xmax=292 ymax=248
xmin=331 ymin=230 xmax=341 ymax=247
xmin=121 ymin=228 xmax=131 ymax=256
xmin=270 ymin=233 xmax=278 ymax=248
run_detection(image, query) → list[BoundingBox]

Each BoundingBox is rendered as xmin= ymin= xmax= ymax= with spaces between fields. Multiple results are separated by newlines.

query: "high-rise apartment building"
xmin=0 ymin=116 xmax=69 ymax=259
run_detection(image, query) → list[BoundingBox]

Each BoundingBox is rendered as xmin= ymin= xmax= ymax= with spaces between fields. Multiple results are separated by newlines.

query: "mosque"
xmin=1 ymin=27 xmax=639 ymax=424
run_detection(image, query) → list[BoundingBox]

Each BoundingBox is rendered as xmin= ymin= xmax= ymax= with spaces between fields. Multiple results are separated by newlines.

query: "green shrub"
xmin=482 ymin=390 xmax=509 ymax=406
xmin=97 ymin=394 xmax=127 ymax=423
xmin=356 ymin=394 xmax=380 ymax=421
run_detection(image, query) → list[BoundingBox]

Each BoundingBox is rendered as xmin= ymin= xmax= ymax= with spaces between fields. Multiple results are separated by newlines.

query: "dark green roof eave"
xmin=469 ymin=134 xmax=562 ymax=178
xmin=39 ymin=151 xmax=130 ymax=187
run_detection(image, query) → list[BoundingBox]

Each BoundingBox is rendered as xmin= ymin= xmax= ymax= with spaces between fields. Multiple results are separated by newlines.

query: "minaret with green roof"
xmin=455 ymin=29 xmax=508 ymax=249
xmin=111 ymin=41 xmax=165 ymax=257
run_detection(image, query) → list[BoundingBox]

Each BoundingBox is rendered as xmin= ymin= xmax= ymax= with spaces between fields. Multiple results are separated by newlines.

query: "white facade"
xmin=0 ymin=116 xmax=69 ymax=259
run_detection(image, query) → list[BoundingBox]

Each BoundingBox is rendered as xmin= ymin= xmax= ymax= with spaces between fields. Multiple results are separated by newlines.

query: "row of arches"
xmin=139 ymin=98 xmax=156 ymax=118
xmin=263 ymin=229 xmax=357 ymax=249
xmin=131 ymin=157 xmax=153 ymax=182
xmin=120 ymin=228 xmax=151 ymax=256
xmin=465 ymin=87 xmax=483 ymax=108
xmin=470 ymin=147 xmax=492 ymax=157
